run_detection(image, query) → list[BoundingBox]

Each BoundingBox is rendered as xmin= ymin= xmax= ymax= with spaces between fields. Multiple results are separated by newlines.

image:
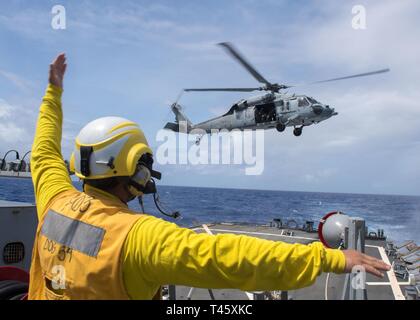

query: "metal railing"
xmin=0 ymin=150 xmax=31 ymax=178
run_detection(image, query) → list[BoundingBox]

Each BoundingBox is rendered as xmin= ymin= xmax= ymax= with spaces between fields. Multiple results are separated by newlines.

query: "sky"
xmin=0 ymin=0 xmax=419 ymax=196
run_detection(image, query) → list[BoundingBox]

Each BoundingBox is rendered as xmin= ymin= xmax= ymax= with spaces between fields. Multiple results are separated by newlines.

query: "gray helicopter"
xmin=164 ymin=42 xmax=389 ymax=140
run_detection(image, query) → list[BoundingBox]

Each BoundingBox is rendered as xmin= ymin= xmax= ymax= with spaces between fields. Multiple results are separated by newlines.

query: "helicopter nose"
xmin=312 ymin=105 xmax=323 ymax=115
xmin=327 ymin=106 xmax=338 ymax=116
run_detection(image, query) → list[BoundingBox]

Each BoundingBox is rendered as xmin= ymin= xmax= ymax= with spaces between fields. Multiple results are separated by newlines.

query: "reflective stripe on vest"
xmin=29 ymin=189 xmax=144 ymax=300
xmin=41 ymin=210 xmax=105 ymax=258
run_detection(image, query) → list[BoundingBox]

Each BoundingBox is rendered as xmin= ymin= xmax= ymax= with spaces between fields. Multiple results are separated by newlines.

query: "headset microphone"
xmin=132 ymin=155 xmax=181 ymax=219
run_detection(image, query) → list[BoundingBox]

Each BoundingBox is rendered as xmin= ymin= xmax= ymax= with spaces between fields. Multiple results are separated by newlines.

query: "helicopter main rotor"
xmin=184 ymin=42 xmax=389 ymax=93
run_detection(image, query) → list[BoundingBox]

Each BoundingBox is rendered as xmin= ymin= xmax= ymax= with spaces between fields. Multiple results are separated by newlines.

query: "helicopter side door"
xmin=276 ymin=99 xmax=288 ymax=123
xmin=288 ymin=98 xmax=298 ymax=110
xmin=297 ymin=97 xmax=313 ymax=125
xmin=255 ymin=103 xmax=276 ymax=124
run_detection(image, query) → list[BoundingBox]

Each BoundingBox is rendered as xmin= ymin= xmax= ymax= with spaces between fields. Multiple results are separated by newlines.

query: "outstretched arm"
xmin=31 ymin=53 xmax=73 ymax=219
xmin=122 ymin=216 xmax=390 ymax=299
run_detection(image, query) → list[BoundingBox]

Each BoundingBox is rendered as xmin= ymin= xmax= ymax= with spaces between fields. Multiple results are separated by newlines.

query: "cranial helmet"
xmin=70 ymin=116 xmax=160 ymax=196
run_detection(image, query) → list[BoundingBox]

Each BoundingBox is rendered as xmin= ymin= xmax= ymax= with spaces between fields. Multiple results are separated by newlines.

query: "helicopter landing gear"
xmin=293 ymin=127 xmax=303 ymax=137
xmin=276 ymin=123 xmax=286 ymax=132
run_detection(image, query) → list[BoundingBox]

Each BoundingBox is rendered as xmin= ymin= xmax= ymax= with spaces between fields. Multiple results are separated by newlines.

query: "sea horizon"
xmin=1 ymin=177 xmax=419 ymax=243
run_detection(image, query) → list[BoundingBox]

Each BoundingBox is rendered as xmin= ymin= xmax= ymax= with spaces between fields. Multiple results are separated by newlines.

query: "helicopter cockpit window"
xmin=298 ymin=97 xmax=310 ymax=107
xmin=307 ymin=97 xmax=318 ymax=104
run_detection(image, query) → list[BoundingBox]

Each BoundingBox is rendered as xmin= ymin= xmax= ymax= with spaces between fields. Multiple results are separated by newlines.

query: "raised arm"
xmin=31 ymin=54 xmax=73 ymax=219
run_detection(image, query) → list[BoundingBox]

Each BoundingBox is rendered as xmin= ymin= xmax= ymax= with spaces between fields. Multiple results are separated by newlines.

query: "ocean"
xmin=1 ymin=177 xmax=419 ymax=243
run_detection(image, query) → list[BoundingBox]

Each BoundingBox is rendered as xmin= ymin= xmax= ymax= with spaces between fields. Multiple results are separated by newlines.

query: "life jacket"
xmin=28 ymin=188 xmax=143 ymax=300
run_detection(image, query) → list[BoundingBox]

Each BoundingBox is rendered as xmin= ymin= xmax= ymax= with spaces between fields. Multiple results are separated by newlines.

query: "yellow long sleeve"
xmin=122 ymin=215 xmax=346 ymax=299
xmin=31 ymin=84 xmax=74 ymax=219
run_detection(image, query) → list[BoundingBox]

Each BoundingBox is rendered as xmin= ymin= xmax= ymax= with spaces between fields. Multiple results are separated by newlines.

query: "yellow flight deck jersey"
xmin=29 ymin=84 xmax=346 ymax=299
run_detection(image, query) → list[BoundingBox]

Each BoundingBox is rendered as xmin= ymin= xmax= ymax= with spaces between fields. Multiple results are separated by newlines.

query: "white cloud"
xmin=0 ymin=99 xmax=12 ymax=118
xmin=0 ymin=98 xmax=79 ymax=160
xmin=0 ymin=99 xmax=29 ymax=147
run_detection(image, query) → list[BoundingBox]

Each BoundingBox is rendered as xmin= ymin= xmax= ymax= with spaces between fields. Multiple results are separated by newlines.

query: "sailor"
xmin=28 ymin=53 xmax=390 ymax=300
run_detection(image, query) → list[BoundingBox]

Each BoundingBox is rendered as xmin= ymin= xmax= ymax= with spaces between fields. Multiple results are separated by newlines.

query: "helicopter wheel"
xmin=276 ymin=123 xmax=286 ymax=132
xmin=293 ymin=127 xmax=303 ymax=137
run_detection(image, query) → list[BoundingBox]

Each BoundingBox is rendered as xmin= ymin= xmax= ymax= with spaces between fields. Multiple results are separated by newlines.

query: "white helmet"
xmin=70 ymin=117 xmax=159 ymax=195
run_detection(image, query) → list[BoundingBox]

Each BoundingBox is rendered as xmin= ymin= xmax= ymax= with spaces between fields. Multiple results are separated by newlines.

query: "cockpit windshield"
xmin=307 ymin=97 xmax=319 ymax=104
xmin=298 ymin=97 xmax=310 ymax=107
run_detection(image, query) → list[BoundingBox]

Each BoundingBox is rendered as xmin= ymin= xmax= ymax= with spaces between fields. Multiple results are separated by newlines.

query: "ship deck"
xmin=0 ymin=198 xmax=416 ymax=300
xmin=170 ymin=222 xmax=408 ymax=300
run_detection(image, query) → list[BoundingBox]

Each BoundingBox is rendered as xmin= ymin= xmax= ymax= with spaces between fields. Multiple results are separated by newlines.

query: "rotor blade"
xmin=310 ymin=68 xmax=390 ymax=84
xmin=174 ymin=90 xmax=184 ymax=104
xmin=184 ymin=87 xmax=261 ymax=92
xmin=218 ymin=42 xmax=272 ymax=86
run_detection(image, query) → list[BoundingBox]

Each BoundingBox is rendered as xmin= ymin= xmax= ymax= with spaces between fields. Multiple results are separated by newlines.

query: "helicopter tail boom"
xmin=164 ymin=103 xmax=193 ymax=133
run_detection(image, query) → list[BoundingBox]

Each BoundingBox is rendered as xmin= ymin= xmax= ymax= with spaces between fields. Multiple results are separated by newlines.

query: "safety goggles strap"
xmin=80 ymin=146 xmax=93 ymax=177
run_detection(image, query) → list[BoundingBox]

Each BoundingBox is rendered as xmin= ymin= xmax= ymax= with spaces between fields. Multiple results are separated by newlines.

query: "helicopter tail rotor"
xmin=164 ymin=103 xmax=193 ymax=133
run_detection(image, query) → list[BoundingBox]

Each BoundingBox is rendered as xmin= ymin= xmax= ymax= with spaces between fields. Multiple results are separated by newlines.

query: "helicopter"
xmin=164 ymin=42 xmax=389 ymax=141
